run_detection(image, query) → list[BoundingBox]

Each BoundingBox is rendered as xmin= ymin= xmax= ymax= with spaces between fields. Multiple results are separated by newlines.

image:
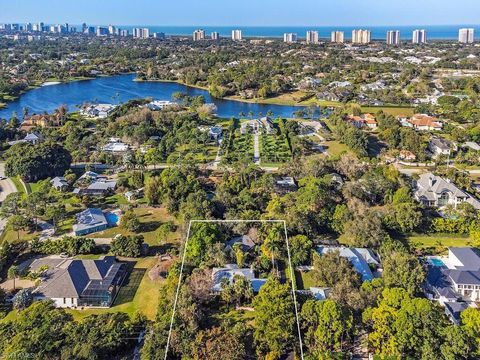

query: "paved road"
xmin=253 ymin=133 xmax=261 ymax=165
xmin=0 ymin=162 xmax=18 ymax=234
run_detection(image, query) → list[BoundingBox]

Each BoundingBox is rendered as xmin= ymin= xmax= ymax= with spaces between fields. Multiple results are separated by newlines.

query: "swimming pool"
xmin=429 ymin=258 xmax=445 ymax=267
xmin=105 ymin=212 xmax=119 ymax=226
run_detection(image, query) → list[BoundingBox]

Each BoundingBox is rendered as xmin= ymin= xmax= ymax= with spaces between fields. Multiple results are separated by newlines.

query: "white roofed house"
xmin=414 ymin=173 xmax=480 ymax=210
xmin=241 ymin=117 xmax=274 ymax=134
xmin=8 ymin=132 xmax=44 ymax=146
xmin=317 ymin=246 xmax=380 ymax=282
xmin=425 ymin=247 xmax=480 ymax=324
xmin=80 ymin=104 xmax=117 ymax=119
xmin=211 ymin=264 xmax=267 ymax=293
xmin=50 ymin=176 xmax=69 ymax=191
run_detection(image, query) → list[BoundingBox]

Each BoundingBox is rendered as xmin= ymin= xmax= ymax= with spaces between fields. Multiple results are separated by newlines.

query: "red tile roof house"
xmin=344 ymin=113 xmax=378 ymax=129
xmin=408 ymin=114 xmax=443 ymax=131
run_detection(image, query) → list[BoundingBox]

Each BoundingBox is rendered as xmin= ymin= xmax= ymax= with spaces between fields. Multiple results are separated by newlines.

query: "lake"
xmin=0 ymin=74 xmax=308 ymax=119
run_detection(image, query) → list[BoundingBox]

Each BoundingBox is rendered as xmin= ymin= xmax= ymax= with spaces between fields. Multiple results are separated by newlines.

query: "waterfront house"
xmin=240 ymin=117 xmax=274 ymax=134
xmin=73 ymin=208 xmax=109 ymax=236
xmin=31 ymin=255 xmax=125 ymax=308
xmin=81 ymin=104 xmax=117 ymax=119
xmin=414 ymin=173 xmax=480 ymax=210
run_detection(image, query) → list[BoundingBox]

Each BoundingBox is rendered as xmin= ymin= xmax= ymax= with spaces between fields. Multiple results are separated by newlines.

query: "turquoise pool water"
xmin=105 ymin=212 xmax=119 ymax=226
xmin=429 ymin=258 xmax=445 ymax=267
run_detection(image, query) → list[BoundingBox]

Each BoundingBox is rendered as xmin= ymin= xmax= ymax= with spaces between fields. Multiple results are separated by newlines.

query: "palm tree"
xmin=22 ymin=107 xmax=29 ymax=120
xmin=8 ymin=265 xmax=19 ymax=291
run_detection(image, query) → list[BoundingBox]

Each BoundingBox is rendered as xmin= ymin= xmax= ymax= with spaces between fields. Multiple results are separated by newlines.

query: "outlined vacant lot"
xmin=164 ymin=219 xmax=304 ymax=360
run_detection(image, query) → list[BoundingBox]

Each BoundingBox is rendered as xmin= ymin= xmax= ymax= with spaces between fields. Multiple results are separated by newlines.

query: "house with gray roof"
xmin=317 ymin=246 xmax=380 ymax=282
xmin=73 ymin=180 xmax=117 ymax=197
xmin=225 ymin=235 xmax=256 ymax=252
xmin=414 ymin=173 xmax=480 ymax=210
xmin=31 ymin=255 xmax=126 ymax=308
xmin=50 ymin=176 xmax=69 ymax=191
xmin=73 ymin=208 xmax=108 ymax=236
xmin=428 ymin=137 xmax=456 ymax=158
xmin=212 ymin=264 xmax=267 ymax=293
xmin=426 ymin=248 xmax=480 ymax=303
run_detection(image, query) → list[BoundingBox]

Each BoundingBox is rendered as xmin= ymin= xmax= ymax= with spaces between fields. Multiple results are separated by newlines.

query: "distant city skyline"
xmin=2 ymin=0 xmax=480 ymax=26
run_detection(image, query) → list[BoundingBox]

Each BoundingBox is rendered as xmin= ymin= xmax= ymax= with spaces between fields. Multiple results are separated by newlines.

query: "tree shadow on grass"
xmin=141 ymin=221 xmax=162 ymax=232
xmin=113 ymin=262 xmax=146 ymax=306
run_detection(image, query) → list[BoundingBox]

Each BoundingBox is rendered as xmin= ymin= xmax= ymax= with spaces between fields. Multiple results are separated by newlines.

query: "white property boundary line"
xmin=164 ymin=219 xmax=305 ymax=360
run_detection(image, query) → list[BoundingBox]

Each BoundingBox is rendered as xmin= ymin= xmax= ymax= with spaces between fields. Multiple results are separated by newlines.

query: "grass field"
xmin=64 ymin=257 xmax=161 ymax=321
xmin=11 ymin=177 xmax=26 ymax=197
xmin=223 ymin=131 xmax=254 ymax=164
xmin=90 ymin=207 xmax=181 ymax=247
xmin=408 ymin=234 xmax=472 ymax=252
xmin=295 ymin=270 xmax=317 ymax=290
xmin=260 ymin=134 xmax=291 ymax=164
xmin=322 ymin=140 xmax=350 ymax=157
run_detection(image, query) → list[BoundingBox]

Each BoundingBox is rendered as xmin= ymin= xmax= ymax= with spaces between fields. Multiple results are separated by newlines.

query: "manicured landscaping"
xmin=90 ymin=207 xmax=181 ymax=247
xmin=223 ymin=131 xmax=254 ymax=164
xmin=260 ymin=133 xmax=291 ymax=164
xmin=63 ymin=257 xmax=162 ymax=320
xmin=408 ymin=234 xmax=472 ymax=251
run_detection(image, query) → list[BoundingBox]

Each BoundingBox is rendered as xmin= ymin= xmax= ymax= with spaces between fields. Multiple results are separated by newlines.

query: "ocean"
xmin=114 ymin=25 xmax=480 ymax=40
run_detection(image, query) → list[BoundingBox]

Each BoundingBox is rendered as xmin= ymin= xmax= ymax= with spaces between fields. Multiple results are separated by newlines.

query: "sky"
xmin=1 ymin=0 xmax=480 ymax=26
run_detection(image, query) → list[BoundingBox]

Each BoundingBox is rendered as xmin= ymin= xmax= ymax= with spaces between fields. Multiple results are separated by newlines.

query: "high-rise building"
xmin=133 ymin=28 xmax=150 ymax=39
xmin=284 ymin=33 xmax=298 ymax=43
xmin=153 ymin=32 xmax=165 ymax=39
xmin=25 ymin=23 xmax=33 ymax=32
xmin=211 ymin=31 xmax=220 ymax=40
xmin=82 ymin=23 xmax=87 ymax=33
xmin=108 ymin=25 xmax=116 ymax=35
xmin=386 ymin=30 xmax=400 ymax=45
xmin=96 ymin=26 xmax=108 ymax=37
xmin=331 ymin=31 xmax=345 ymax=43
xmin=232 ymin=29 xmax=243 ymax=41
xmin=193 ymin=29 xmax=205 ymax=41
xmin=120 ymin=29 xmax=129 ymax=37
xmin=412 ymin=29 xmax=427 ymax=44
xmin=459 ymin=28 xmax=475 ymax=43
xmin=352 ymin=29 xmax=371 ymax=44
xmin=306 ymin=30 xmax=319 ymax=44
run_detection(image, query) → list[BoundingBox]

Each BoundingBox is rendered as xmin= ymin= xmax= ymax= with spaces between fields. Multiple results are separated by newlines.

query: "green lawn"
xmin=260 ymin=133 xmax=291 ymax=164
xmin=323 ymin=140 xmax=350 ymax=157
xmin=90 ymin=207 xmax=181 ymax=247
xmin=66 ymin=257 xmax=162 ymax=320
xmin=223 ymin=131 xmax=254 ymax=164
xmin=408 ymin=234 xmax=472 ymax=252
xmin=11 ymin=177 xmax=26 ymax=197
xmin=2 ymin=257 xmax=163 ymax=322
xmin=169 ymin=143 xmax=219 ymax=164
xmin=295 ymin=270 xmax=317 ymax=290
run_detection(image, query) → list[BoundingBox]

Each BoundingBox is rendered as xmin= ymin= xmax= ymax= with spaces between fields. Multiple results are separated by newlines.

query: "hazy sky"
xmin=1 ymin=0 xmax=480 ymax=26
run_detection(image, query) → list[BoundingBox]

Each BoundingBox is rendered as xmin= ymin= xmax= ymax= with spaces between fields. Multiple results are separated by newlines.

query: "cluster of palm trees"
xmin=21 ymin=104 xmax=68 ymax=127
